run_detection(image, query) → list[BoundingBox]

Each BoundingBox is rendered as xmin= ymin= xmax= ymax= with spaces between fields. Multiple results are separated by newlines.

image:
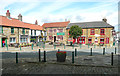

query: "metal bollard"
xmin=90 ymin=48 xmax=92 ymax=56
xmin=88 ymin=44 xmax=89 ymax=48
xmin=115 ymin=47 xmax=116 ymax=54
xmin=20 ymin=45 xmax=21 ymax=50
xmin=73 ymin=44 xmax=74 ymax=49
xmin=32 ymin=44 xmax=33 ymax=50
xmin=75 ymin=48 xmax=77 ymax=56
xmin=103 ymin=48 xmax=105 ymax=55
xmin=80 ymin=44 xmax=81 ymax=48
xmin=54 ymin=45 xmax=56 ymax=49
xmin=111 ymin=52 xmax=113 ymax=66
xmin=94 ymin=45 xmax=96 ymax=48
xmin=64 ymin=44 xmax=65 ymax=49
xmin=7 ymin=45 xmax=8 ymax=51
xmin=43 ymin=50 xmax=46 ymax=62
xmin=58 ymin=49 xmax=60 ymax=52
xmin=72 ymin=52 xmax=74 ymax=63
xmin=39 ymin=49 xmax=41 ymax=62
xmin=16 ymin=52 xmax=18 ymax=63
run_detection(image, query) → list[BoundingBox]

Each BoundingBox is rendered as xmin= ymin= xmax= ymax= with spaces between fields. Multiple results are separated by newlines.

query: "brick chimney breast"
xmin=102 ymin=18 xmax=107 ymax=22
xmin=6 ymin=10 xmax=10 ymax=18
xmin=18 ymin=14 xmax=22 ymax=21
xmin=35 ymin=20 xmax=38 ymax=25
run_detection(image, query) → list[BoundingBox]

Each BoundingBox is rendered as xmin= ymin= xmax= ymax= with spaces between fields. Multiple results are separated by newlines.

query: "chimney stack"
xmin=18 ymin=14 xmax=22 ymax=21
xmin=35 ymin=20 xmax=38 ymax=25
xmin=6 ymin=10 xmax=10 ymax=18
xmin=102 ymin=18 xmax=107 ymax=22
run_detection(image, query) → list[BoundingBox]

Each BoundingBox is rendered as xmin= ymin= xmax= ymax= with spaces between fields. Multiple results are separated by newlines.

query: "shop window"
xmin=57 ymin=35 xmax=63 ymax=40
xmin=57 ymin=29 xmax=63 ymax=32
xmin=100 ymin=29 xmax=105 ymax=35
xmin=10 ymin=37 xmax=16 ymax=43
xmin=11 ymin=27 xmax=14 ymax=34
xmin=100 ymin=38 xmax=104 ymax=44
xmin=90 ymin=29 xmax=95 ymax=35
xmin=88 ymin=38 xmax=92 ymax=43
xmin=106 ymin=38 xmax=109 ymax=44
xmin=54 ymin=29 xmax=56 ymax=32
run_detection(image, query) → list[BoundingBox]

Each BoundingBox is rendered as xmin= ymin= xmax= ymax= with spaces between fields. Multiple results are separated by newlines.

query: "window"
xmin=57 ymin=35 xmax=63 ymax=40
xmin=22 ymin=28 xmax=25 ymax=34
xmin=34 ymin=30 xmax=36 ymax=35
xmin=106 ymin=38 xmax=109 ymax=44
xmin=49 ymin=29 xmax=52 ymax=33
xmin=49 ymin=36 xmax=53 ymax=40
xmin=57 ymin=29 xmax=63 ymax=32
xmin=100 ymin=29 xmax=105 ymax=35
xmin=90 ymin=29 xmax=95 ymax=35
xmin=10 ymin=37 xmax=16 ymax=43
xmin=100 ymin=38 xmax=104 ymax=44
xmin=31 ymin=30 xmax=33 ymax=35
xmin=88 ymin=38 xmax=92 ymax=43
xmin=11 ymin=27 xmax=14 ymax=34
xmin=54 ymin=29 xmax=56 ymax=32
xmin=20 ymin=38 xmax=27 ymax=43
xmin=0 ymin=26 xmax=2 ymax=33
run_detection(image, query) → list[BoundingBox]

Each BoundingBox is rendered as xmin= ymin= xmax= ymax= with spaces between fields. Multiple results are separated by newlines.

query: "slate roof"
xmin=67 ymin=21 xmax=114 ymax=29
xmin=0 ymin=15 xmax=43 ymax=30
xmin=42 ymin=21 xmax=70 ymax=28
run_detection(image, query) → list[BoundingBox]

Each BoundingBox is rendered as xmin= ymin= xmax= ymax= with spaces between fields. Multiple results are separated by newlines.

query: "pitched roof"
xmin=67 ymin=21 xmax=114 ymax=29
xmin=0 ymin=15 xmax=42 ymax=30
xmin=42 ymin=21 xmax=70 ymax=28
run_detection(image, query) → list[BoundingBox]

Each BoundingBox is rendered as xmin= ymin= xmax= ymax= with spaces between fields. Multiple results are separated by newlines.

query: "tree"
xmin=69 ymin=25 xmax=82 ymax=39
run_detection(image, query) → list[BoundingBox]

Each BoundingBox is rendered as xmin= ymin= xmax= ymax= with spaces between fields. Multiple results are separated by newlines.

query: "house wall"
xmin=66 ymin=27 xmax=114 ymax=46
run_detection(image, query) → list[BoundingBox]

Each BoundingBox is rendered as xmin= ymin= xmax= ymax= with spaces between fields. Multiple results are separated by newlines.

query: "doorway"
xmin=54 ymin=36 xmax=56 ymax=42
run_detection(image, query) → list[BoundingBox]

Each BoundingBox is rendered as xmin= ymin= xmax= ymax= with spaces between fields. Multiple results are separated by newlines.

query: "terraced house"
xmin=66 ymin=18 xmax=114 ymax=46
xmin=0 ymin=10 xmax=43 ymax=47
xmin=42 ymin=21 xmax=70 ymax=45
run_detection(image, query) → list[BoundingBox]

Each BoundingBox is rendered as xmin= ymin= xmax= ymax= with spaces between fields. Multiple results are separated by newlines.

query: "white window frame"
xmin=10 ymin=37 xmax=16 ymax=43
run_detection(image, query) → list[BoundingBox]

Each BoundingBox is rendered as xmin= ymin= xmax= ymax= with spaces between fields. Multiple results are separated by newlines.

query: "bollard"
xmin=43 ymin=44 xmax=45 ymax=49
xmin=115 ymin=47 xmax=116 ymax=54
xmin=20 ymin=45 xmax=21 ymax=50
xmin=43 ymin=50 xmax=46 ymax=62
xmin=39 ymin=49 xmax=41 ymax=62
xmin=73 ymin=44 xmax=74 ymax=49
xmin=111 ymin=52 xmax=113 ymax=66
xmin=72 ymin=52 xmax=74 ymax=63
xmin=58 ymin=49 xmax=60 ymax=52
xmin=80 ymin=44 xmax=81 ymax=48
xmin=103 ymin=48 xmax=105 ymax=55
xmin=16 ymin=52 xmax=18 ymax=63
xmin=88 ymin=44 xmax=89 ymax=48
xmin=90 ymin=48 xmax=92 ymax=56
xmin=64 ymin=44 xmax=65 ymax=49
xmin=106 ymin=45 xmax=107 ymax=48
xmin=94 ymin=45 xmax=95 ymax=48
xmin=32 ymin=44 xmax=33 ymax=50
xmin=7 ymin=45 xmax=8 ymax=51
xmin=54 ymin=45 xmax=56 ymax=49
xmin=75 ymin=48 xmax=77 ymax=56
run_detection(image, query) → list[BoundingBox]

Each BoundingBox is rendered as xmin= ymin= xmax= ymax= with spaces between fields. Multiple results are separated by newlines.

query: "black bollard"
xmin=75 ymin=48 xmax=77 ymax=56
xmin=72 ymin=52 xmax=74 ymax=63
xmin=16 ymin=52 xmax=18 ymax=63
xmin=39 ymin=49 xmax=41 ymax=62
xmin=43 ymin=50 xmax=46 ymax=62
xmin=103 ymin=48 xmax=105 ymax=55
xmin=111 ymin=52 xmax=113 ymax=66
xmin=58 ymin=49 xmax=60 ymax=52
xmin=90 ymin=48 xmax=92 ymax=56
xmin=115 ymin=47 xmax=116 ymax=54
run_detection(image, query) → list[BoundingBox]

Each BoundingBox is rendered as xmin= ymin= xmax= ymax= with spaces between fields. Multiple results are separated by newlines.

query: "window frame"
xmin=90 ymin=29 xmax=95 ymax=35
xmin=100 ymin=29 xmax=105 ymax=35
xmin=10 ymin=37 xmax=16 ymax=43
xmin=11 ymin=27 xmax=14 ymax=34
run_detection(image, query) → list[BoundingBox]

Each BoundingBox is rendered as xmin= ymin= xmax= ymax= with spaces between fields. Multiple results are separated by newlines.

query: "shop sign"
xmin=57 ymin=32 xmax=65 ymax=35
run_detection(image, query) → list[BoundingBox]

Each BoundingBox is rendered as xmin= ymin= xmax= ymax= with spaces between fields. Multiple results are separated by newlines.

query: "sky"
xmin=0 ymin=0 xmax=119 ymax=31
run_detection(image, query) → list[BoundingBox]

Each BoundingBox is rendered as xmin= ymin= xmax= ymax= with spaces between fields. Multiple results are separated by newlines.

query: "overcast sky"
xmin=0 ymin=0 xmax=119 ymax=31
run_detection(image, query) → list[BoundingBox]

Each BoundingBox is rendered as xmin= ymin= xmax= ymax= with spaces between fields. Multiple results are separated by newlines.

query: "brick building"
xmin=66 ymin=18 xmax=114 ymax=46
xmin=42 ymin=21 xmax=70 ymax=44
xmin=0 ymin=10 xmax=43 ymax=47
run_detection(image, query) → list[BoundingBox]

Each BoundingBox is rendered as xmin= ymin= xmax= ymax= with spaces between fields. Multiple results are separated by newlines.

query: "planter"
xmin=56 ymin=51 xmax=66 ymax=62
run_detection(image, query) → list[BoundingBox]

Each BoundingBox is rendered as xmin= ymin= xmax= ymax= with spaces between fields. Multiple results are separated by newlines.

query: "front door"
xmin=54 ymin=36 xmax=56 ymax=42
xmin=79 ymin=37 xmax=85 ymax=44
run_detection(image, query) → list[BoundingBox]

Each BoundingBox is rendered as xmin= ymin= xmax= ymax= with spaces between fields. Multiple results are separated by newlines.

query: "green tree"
xmin=69 ymin=25 xmax=82 ymax=39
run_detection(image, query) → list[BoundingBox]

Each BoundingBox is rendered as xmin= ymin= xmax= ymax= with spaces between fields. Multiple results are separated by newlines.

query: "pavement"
xmin=0 ymin=44 xmax=119 ymax=74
